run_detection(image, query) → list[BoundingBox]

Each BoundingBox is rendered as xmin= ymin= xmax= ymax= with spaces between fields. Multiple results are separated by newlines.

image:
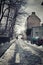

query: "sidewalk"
xmin=0 ymin=38 xmax=16 ymax=57
xmin=0 ymin=43 xmax=16 ymax=65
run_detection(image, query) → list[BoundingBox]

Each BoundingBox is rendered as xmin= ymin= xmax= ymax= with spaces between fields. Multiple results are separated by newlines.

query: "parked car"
xmin=38 ymin=38 xmax=43 ymax=45
xmin=31 ymin=37 xmax=43 ymax=46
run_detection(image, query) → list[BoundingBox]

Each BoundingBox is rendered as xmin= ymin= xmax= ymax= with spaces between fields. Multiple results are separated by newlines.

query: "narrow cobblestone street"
xmin=0 ymin=39 xmax=43 ymax=65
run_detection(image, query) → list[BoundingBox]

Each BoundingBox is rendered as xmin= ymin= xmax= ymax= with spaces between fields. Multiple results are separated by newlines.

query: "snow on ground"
xmin=17 ymin=39 xmax=43 ymax=65
xmin=24 ymin=40 xmax=43 ymax=51
xmin=0 ymin=38 xmax=43 ymax=65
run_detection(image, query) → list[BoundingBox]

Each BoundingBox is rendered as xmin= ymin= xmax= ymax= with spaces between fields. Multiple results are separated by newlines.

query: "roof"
xmin=27 ymin=12 xmax=41 ymax=22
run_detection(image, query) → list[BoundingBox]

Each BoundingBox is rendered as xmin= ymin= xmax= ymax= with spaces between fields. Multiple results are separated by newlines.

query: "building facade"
xmin=27 ymin=12 xmax=41 ymax=29
xmin=31 ymin=26 xmax=43 ymax=38
xmin=26 ymin=12 xmax=41 ymax=39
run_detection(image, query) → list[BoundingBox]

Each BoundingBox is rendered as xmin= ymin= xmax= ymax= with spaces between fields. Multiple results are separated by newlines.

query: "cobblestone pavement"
xmin=0 ymin=38 xmax=43 ymax=65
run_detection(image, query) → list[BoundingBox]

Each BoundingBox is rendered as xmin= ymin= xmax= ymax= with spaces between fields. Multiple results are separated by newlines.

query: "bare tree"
xmin=0 ymin=0 xmax=23 ymax=39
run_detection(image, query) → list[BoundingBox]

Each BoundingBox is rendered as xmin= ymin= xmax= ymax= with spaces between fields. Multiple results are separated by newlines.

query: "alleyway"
xmin=0 ymin=39 xmax=43 ymax=65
